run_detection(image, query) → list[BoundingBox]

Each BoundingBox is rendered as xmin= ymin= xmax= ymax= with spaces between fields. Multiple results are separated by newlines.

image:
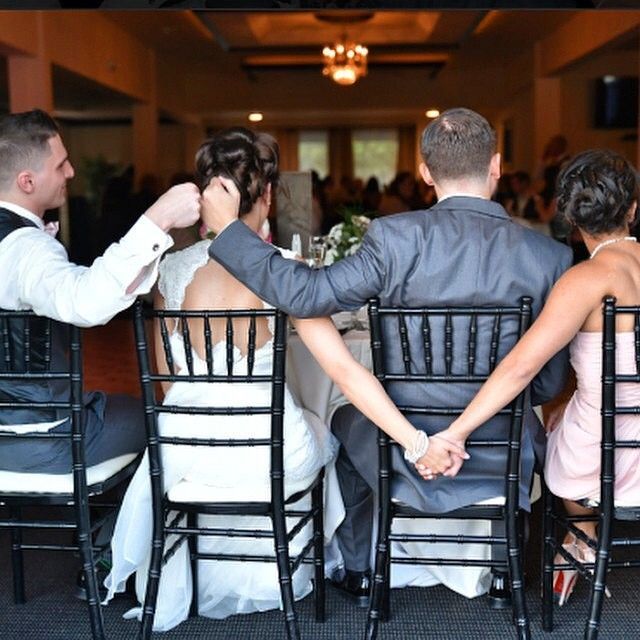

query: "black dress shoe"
xmin=74 ymin=557 xmax=111 ymax=602
xmin=328 ymin=570 xmax=371 ymax=608
xmin=488 ymin=571 xmax=512 ymax=610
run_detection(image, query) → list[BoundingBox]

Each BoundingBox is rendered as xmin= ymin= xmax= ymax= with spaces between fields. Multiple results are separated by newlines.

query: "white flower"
xmin=323 ymin=214 xmax=372 ymax=264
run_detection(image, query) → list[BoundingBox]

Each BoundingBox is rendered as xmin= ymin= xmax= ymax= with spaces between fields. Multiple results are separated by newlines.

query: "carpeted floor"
xmin=1 ymin=503 xmax=639 ymax=640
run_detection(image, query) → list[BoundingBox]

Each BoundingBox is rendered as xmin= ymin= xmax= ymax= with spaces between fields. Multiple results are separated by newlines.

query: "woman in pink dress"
xmin=421 ymin=148 xmax=640 ymax=605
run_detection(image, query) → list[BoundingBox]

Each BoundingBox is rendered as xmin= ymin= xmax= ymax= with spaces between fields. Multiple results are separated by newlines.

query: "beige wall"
xmin=559 ymin=50 xmax=638 ymax=162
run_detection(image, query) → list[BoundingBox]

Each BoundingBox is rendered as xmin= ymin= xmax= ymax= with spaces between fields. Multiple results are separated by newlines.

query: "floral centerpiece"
xmin=324 ymin=207 xmax=372 ymax=265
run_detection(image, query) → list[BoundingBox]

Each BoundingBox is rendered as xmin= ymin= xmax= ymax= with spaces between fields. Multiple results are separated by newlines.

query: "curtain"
xmin=328 ymin=127 xmax=354 ymax=180
xmin=397 ymin=124 xmax=417 ymax=175
xmin=273 ymin=128 xmax=299 ymax=172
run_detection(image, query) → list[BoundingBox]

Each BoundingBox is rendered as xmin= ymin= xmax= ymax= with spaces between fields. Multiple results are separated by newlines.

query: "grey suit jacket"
xmin=210 ymin=196 xmax=573 ymax=512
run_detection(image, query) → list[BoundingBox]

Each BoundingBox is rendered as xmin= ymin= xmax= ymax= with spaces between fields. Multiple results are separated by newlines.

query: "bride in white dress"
xmin=104 ymin=128 xmax=467 ymax=632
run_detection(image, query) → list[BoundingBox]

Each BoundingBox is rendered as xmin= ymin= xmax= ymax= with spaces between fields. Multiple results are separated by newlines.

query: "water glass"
xmin=308 ymin=236 xmax=327 ymax=268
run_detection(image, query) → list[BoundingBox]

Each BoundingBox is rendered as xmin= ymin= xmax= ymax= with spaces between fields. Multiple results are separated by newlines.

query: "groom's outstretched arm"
xmin=203 ymin=176 xmax=385 ymax=317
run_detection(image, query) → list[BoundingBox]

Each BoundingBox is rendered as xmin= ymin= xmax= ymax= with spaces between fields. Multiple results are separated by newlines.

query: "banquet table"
xmin=286 ymin=318 xmax=493 ymax=599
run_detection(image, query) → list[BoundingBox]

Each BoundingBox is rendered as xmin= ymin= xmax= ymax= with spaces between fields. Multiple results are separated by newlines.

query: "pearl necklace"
xmin=589 ymin=236 xmax=637 ymax=260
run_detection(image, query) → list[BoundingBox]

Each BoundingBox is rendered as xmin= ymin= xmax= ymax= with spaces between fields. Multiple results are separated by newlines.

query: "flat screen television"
xmin=594 ymin=75 xmax=639 ymax=129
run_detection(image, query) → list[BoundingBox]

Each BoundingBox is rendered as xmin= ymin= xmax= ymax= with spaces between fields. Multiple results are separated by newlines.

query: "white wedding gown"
xmin=104 ymin=240 xmax=341 ymax=632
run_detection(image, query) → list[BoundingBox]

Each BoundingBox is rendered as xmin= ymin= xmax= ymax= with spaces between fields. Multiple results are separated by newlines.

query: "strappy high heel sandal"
xmin=553 ymin=538 xmax=580 ymax=607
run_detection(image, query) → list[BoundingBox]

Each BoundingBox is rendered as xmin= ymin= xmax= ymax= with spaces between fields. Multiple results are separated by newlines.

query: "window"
xmin=352 ymin=129 xmax=399 ymax=188
xmin=298 ymin=130 xmax=329 ymax=178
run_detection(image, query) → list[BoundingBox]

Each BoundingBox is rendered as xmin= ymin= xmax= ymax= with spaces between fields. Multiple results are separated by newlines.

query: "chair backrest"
xmin=367 ymin=296 xmax=532 ymax=509
xmin=132 ymin=299 xmax=288 ymax=506
xmin=600 ymin=296 xmax=640 ymax=517
xmin=0 ymin=309 xmax=87 ymax=493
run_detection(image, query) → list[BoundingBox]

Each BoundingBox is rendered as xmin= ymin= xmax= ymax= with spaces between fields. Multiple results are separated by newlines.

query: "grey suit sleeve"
xmin=530 ymin=245 xmax=574 ymax=406
xmin=208 ymin=219 xmax=386 ymax=317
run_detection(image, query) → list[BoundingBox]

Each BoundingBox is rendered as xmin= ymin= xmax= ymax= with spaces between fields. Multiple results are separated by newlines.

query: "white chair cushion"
xmin=391 ymin=495 xmax=505 ymax=507
xmin=583 ymin=496 xmax=640 ymax=509
xmin=0 ymin=453 xmax=138 ymax=494
xmin=168 ymin=475 xmax=315 ymax=504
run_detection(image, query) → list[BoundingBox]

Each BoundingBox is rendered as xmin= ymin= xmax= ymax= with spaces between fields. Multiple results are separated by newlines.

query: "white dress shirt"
xmin=0 ymin=201 xmax=173 ymax=327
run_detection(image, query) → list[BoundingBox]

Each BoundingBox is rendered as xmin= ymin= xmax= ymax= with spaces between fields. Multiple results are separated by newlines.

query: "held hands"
xmin=414 ymin=430 xmax=469 ymax=481
xmin=144 ymin=183 xmax=201 ymax=232
xmin=201 ymin=176 xmax=241 ymax=235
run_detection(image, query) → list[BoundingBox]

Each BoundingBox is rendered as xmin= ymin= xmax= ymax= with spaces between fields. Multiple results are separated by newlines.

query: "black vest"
xmin=0 ymin=208 xmax=71 ymax=425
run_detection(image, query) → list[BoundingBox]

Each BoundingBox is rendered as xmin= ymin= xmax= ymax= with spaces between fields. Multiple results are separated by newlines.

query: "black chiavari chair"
xmin=0 ymin=310 xmax=139 ymax=640
xmin=366 ymin=296 xmax=533 ymax=640
xmin=542 ymin=296 xmax=640 ymax=640
xmin=133 ymin=300 xmax=325 ymax=640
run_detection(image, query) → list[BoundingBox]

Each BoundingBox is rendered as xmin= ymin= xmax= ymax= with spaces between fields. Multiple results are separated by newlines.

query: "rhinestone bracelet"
xmin=403 ymin=430 xmax=429 ymax=463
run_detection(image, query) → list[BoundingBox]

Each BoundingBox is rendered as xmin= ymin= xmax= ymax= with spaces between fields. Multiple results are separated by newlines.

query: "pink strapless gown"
xmin=545 ymin=331 xmax=640 ymax=503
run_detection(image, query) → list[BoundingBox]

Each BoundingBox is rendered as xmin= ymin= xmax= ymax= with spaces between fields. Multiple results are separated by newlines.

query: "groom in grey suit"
xmin=202 ymin=108 xmax=573 ymax=604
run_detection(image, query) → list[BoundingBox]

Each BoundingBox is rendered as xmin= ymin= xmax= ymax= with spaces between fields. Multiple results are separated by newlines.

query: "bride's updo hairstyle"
xmin=556 ymin=149 xmax=639 ymax=235
xmin=195 ymin=127 xmax=279 ymax=216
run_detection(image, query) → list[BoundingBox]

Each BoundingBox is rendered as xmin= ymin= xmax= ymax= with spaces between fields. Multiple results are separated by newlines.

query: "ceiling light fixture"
xmin=322 ymin=41 xmax=368 ymax=86
xmin=248 ymin=112 xmax=263 ymax=122
xmin=425 ymin=109 xmax=440 ymax=118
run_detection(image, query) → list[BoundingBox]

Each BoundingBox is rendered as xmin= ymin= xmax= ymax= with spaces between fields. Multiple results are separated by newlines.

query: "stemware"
xmin=308 ymin=235 xmax=327 ymax=268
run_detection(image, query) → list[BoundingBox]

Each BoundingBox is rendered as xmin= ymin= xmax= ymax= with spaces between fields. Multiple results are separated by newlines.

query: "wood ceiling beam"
xmin=536 ymin=10 xmax=640 ymax=77
xmin=242 ymin=52 xmax=449 ymax=67
xmin=228 ymin=43 xmax=458 ymax=56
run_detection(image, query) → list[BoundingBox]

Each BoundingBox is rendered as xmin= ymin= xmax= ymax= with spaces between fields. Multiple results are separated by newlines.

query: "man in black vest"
xmin=0 ymin=109 xmax=201 ymax=474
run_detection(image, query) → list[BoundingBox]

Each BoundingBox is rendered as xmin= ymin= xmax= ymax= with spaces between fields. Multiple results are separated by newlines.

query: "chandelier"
xmin=322 ymin=41 xmax=368 ymax=86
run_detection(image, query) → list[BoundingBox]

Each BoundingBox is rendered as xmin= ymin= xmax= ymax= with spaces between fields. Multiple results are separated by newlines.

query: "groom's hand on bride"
xmin=201 ymin=176 xmax=241 ymax=235
xmin=414 ymin=431 xmax=469 ymax=480
xmin=144 ymin=183 xmax=201 ymax=232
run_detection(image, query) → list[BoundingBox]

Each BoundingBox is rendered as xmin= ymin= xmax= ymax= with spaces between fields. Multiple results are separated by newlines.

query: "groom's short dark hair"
xmin=420 ymin=108 xmax=496 ymax=184
xmin=0 ymin=109 xmax=59 ymax=190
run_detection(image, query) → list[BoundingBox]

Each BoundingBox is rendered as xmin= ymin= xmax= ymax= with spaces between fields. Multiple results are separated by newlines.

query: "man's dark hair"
xmin=420 ymin=107 xmax=496 ymax=184
xmin=0 ymin=109 xmax=59 ymax=190
xmin=556 ymin=149 xmax=639 ymax=235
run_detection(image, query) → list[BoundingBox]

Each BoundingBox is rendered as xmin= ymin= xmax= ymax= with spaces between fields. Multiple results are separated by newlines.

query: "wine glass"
xmin=308 ymin=236 xmax=327 ymax=268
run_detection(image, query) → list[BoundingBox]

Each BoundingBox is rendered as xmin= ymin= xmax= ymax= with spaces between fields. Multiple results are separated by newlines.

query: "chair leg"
xmin=188 ymin=511 xmax=199 ymax=618
xmin=272 ymin=507 xmax=300 ymax=640
xmin=541 ymin=482 xmax=555 ymax=632
xmin=76 ymin=502 xmax=106 ymax=640
xmin=365 ymin=503 xmax=391 ymax=640
xmin=9 ymin=506 xmax=25 ymax=604
xmin=312 ymin=473 xmax=326 ymax=622
xmin=382 ymin=536 xmax=391 ymax=623
xmin=584 ymin=510 xmax=612 ymax=640
xmin=139 ymin=509 xmax=167 ymax=640
xmin=506 ymin=509 xmax=530 ymax=640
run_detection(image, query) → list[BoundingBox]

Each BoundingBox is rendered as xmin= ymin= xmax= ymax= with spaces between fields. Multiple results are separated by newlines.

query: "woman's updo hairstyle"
xmin=195 ymin=127 xmax=279 ymax=216
xmin=556 ymin=149 xmax=639 ymax=235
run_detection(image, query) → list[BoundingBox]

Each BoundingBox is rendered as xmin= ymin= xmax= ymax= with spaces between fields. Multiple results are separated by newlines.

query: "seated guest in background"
xmin=105 ymin=127 xmax=464 ymax=631
xmin=201 ymin=107 xmax=573 ymax=607
xmin=378 ymin=170 xmax=419 ymax=215
xmin=361 ymin=176 xmax=382 ymax=213
xmin=0 ymin=109 xmax=200 ymax=474
xmin=506 ymin=170 xmax=551 ymax=235
xmin=427 ymin=148 xmax=640 ymax=606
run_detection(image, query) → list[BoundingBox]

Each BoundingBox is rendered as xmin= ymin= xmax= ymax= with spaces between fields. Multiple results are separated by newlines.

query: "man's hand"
xmin=545 ymin=400 xmax=568 ymax=433
xmin=201 ymin=176 xmax=241 ymax=235
xmin=143 ymin=183 xmax=201 ymax=232
xmin=414 ymin=430 xmax=469 ymax=480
